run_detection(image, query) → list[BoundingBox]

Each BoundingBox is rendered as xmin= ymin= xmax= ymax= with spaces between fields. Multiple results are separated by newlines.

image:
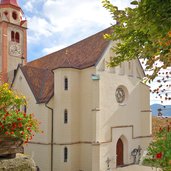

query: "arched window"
xmin=128 ymin=61 xmax=133 ymax=76
xmin=24 ymin=105 xmax=27 ymax=113
xmin=64 ymin=147 xmax=68 ymax=162
xmin=11 ymin=31 xmax=15 ymax=41
xmin=15 ymin=32 xmax=20 ymax=43
xmin=64 ymin=77 xmax=68 ymax=90
xmin=12 ymin=11 xmax=17 ymax=20
xmin=64 ymin=109 xmax=68 ymax=124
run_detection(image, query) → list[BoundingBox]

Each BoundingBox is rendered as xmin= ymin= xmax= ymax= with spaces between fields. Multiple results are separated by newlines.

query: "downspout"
xmin=45 ymin=103 xmax=54 ymax=171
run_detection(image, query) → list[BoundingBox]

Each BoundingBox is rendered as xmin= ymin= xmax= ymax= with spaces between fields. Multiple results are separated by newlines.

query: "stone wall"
xmin=0 ymin=153 xmax=37 ymax=171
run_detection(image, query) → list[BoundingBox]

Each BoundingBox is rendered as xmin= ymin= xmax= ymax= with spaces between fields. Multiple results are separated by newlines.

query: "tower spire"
xmin=0 ymin=0 xmax=19 ymax=7
xmin=0 ymin=0 xmax=27 ymax=83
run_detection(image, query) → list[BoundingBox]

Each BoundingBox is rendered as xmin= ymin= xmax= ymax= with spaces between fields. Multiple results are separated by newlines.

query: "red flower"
xmin=156 ymin=152 xmax=162 ymax=159
xmin=18 ymin=122 xmax=23 ymax=128
xmin=5 ymin=131 xmax=9 ymax=135
xmin=159 ymin=127 xmax=162 ymax=131
xmin=12 ymin=123 xmax=17 ymax=128
xmin=17 ymin=118 xmax=22 ymax=121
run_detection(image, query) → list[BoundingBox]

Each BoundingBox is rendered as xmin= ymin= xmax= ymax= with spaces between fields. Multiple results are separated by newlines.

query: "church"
xmin=0 ymin=0 xmax=152 ymax=171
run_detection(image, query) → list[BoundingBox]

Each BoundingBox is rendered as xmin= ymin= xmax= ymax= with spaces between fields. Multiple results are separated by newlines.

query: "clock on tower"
xmin=0 ymin=0 xmax=27 ymax=82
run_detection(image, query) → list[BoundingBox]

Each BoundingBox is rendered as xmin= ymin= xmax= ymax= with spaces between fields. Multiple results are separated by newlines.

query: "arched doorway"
xmin=116 ymin=138 xmax=124 ymax=166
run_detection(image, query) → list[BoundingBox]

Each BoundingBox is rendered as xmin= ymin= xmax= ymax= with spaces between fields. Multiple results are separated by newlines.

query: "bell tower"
xmin=0 ymin=0 xmax=27 ymax=82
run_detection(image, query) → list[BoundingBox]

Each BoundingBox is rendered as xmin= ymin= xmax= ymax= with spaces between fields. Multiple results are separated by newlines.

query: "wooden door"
xmin=116 ymin=138 xmax=123 ymax=166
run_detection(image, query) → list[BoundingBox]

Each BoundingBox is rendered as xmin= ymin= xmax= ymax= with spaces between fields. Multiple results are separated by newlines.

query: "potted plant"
xmin=0 ymin=83 xmax=41 ymax=158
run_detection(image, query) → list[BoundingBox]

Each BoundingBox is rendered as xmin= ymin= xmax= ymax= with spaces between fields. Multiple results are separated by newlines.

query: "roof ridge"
xmin=27 ymin=27 xmax=111 ymax=64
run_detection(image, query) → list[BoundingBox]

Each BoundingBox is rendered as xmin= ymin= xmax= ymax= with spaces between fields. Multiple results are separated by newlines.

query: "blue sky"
xmin=17 ymin=0 xmax=132 ymax=61
xmin=17 ymin=0 xmax=170 ymax=105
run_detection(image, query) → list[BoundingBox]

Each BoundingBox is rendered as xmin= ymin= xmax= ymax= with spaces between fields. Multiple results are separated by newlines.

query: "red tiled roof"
xmin=21 ymin=66 xmax=54 ymax=103
xmin=27 ymin=27 xmax=111 ymax=70
xmin=22 ymin=27 xmax=111 ymax=103
xmin=0 ymin=0 xmax=19 ymax=6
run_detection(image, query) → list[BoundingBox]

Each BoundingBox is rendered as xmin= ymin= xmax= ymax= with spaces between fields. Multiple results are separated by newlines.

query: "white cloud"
xmin=42 ymin=0 xmax=113 ymax=32
xmin=23 ymin=1 xmax=33 ymax=12
xmin=42 ymin=44 xmax=68 ymax=54
xmin=19 ymin=0 xmax=133 ymax=58
xmin=22 ymin=0 xmax=132 ymax=37
xmin=28 ymin=16 xmax=54 ymax=37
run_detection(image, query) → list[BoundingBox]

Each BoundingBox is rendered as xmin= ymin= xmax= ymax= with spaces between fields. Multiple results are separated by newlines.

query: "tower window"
xmin=64 ymin=109 xmax=68 ymax=124
xmin=12 ymin=11 xmax=17 ymax=20
xmin=64 ymin=77 xmax=68 ymax=90
xmin=64 ymin=147 xmax=68 ymax=162
xmin=4 ymin=11 xmax=8 ymax=16
xmin=11 ymin=31 xmax=20 ymax=43
xmin=11 ymin=31 xmax=15 ymax=41
xmin=15 ymin=32 xmax=20 ymax=43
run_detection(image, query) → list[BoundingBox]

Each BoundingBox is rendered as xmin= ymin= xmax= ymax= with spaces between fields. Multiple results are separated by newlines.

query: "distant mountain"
xmin=150 ymin=104 xmax=171 ymax=116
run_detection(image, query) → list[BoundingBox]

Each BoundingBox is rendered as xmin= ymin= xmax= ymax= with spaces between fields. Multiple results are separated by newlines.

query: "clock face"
xmin=115 ymin=87 xmax=125 ymax=103
xmin=9 ymin=43 xmax=22 ymax=57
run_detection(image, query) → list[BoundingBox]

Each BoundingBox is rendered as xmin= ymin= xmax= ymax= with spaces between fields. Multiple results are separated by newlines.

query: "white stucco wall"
xmin=94 ymin=42 xmax=152 ymax=171
xmin=12 ymin=69 xmax=52 ymax=171
xmin=12 ymin=42 xmax=151 ymax=171
xmin=53 ymin=67 xmax=99 ymax=171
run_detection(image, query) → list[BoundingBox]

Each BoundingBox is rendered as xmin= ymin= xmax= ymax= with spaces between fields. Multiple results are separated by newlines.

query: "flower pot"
xmin=0 ymin=136 xmax=23 ymax=158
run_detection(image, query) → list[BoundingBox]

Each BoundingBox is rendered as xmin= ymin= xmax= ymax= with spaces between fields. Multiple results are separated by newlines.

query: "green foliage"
xmin=102 ymin=0 xmax=171 ymax=80
xmin=0 ymin=83 xmax=41 ymax=143
xmin=143 ymin=122 xmax=171 ymax=171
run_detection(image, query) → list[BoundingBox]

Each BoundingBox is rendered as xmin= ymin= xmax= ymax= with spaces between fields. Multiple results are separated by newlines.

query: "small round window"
xmin=115 ymin=86 xmax=128 ymax=104
xmin=12 ymin=11 xmax=17 ymax=20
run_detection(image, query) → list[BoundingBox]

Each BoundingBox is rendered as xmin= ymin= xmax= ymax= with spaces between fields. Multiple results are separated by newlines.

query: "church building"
xmin=0 ymin=1 xmax=152 ymax=171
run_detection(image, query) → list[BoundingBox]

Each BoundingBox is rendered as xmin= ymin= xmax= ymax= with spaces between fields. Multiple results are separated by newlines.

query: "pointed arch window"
xmin=64 ymin=147 xmax=68 ymax=162
xmin=64 ymin=109 xmax=68 ymax=124
xmin=15 ymin=32 xmax=20 ymax=43
xmin=11 ymin=31 xmax=15 ymax=41
xmin=64 ymin=77 xmax=68 ymax=90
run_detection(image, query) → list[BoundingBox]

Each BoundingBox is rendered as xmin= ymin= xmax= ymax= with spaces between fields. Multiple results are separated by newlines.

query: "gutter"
xmin=45 ymin=103 xmax=54 ymax=171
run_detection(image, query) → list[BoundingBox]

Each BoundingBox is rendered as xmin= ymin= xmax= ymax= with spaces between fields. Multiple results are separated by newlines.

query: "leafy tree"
xmin=102 ymin=0 xmax=171 ymax=103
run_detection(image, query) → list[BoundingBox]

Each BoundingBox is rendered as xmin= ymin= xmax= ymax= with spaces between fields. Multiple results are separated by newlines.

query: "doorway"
xmin=116 ymin=138 xmax=124 ymax=166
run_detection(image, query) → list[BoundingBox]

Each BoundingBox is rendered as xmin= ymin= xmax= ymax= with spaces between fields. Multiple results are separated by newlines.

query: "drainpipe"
xmin=45 ymin=103 xmax=54 ymax=171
